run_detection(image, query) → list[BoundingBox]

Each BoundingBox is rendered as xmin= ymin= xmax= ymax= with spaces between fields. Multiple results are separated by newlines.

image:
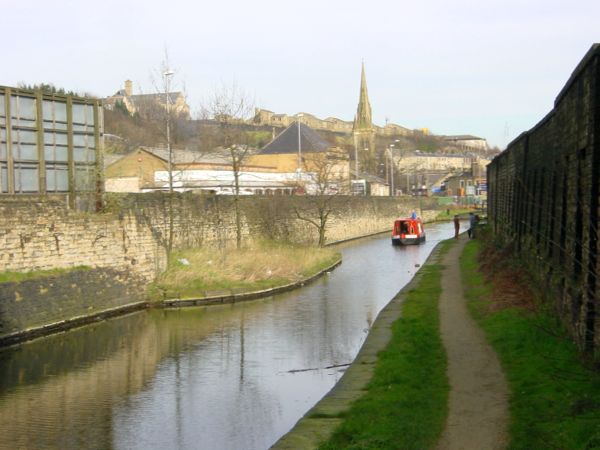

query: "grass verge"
xmin=149 ymin=241 xmax=340 ymax=300
xmin=0 ymin=266 xmax=90 ymax=284
xmin=461 ymin=239 xmax=600 ymax=449
xmin=318 ymin=243 xmax=452 ymax=450
xmin=430 ymin=207 xmax=475 ymax=222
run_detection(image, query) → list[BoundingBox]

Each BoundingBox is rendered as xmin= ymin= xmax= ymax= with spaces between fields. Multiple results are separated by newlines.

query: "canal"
xmin=0 ymin=222 xmax=457 ymax=450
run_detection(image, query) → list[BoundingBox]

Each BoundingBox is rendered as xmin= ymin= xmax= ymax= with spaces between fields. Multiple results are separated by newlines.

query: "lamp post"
xmin=389 ymin=144 xmax=395 ymax=197
xmin=164 ymin=69 xmax=175 ymax=193
xmin=297 ymin=113 xmax=304 ymax=180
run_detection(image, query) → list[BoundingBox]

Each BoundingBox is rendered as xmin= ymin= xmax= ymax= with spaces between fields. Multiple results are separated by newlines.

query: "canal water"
xmin=0 ymin=221 xmax=457 ymax=450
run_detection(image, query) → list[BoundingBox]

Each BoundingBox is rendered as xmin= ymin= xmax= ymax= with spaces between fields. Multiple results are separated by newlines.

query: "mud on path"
xmin=436 ymin=238 xmax=509 ymax=450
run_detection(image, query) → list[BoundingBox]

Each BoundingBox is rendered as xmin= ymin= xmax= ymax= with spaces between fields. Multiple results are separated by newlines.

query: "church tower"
xmin=352 ymin=62 xmax=376 ymax=175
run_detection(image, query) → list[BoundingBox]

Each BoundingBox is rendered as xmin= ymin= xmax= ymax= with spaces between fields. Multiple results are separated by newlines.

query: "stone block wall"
xmin=0 ymin=268 xmax=147 ymax=338
xmin=1 ymin=195 xmax=437 ymax=283
xmin=0 ymin=198 xmax=167 ymax=283
xmin=488 ymin=44 xmax=600 ymax=355
xmin=0 ymin=192 xmax=437 ymax=339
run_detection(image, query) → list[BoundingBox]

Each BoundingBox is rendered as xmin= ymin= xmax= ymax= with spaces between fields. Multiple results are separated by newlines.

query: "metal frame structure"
xmin=0 ymin=85 xmax=103 ymax=209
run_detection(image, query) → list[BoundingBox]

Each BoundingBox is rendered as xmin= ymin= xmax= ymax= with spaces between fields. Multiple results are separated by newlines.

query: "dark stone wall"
xmin=488 ymin=44 xmax=600 ymax=355
xmin=0 ymin=268 xmax=146 ymax=340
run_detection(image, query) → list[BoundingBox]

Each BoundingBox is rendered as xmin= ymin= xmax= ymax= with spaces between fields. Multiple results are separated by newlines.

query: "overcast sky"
xmin=3 ymin=0 xmax=599 ymax=148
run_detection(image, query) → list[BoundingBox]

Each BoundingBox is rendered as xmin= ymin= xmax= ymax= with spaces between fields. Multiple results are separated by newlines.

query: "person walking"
xmin=453 ymin=215 xmax=460 ymax=239
xmin=468 ymin=212 xmax=477 ymax=239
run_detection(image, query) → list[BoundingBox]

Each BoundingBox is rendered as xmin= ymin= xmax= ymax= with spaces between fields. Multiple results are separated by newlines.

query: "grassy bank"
xmin=318 ymin=241 xmax=453 ymax=450
xmin=460 ymin=239 xmax=600 ymax=449
xmin=431 ymin=207 xmax=476 ymax=222
xmin=150 ymin=241 xmax=340 ymax=300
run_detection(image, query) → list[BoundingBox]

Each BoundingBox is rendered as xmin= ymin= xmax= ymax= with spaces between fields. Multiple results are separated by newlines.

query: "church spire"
xmin=353 ymin=61 xmax=373 ymax=131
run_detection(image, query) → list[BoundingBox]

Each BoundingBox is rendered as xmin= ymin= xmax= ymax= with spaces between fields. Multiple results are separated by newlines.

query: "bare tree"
xmin=200 ymin=83 xmax=255 ymax=249
xmin=294 ymin=147 xmax=349 ymax=246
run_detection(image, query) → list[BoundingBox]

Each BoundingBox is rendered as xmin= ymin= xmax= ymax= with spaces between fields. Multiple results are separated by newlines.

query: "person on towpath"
xmin=454 ymin=215 xmax=460 ymax=239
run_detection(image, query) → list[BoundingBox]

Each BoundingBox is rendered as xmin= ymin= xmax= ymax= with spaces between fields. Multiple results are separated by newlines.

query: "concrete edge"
xmin=270 ymin=239 xmax=450 ymax=450
xmin=0 ymin=301 xmax=149 ymax=348
xmin=161 ymin=258 xmax=342 ymax=308
xmin=325 ymin=229 xmax=390 ymax=246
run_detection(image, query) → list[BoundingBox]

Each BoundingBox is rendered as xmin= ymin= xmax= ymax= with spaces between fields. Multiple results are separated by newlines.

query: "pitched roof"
xmin=259 ymin=122 xmax=329 ymax=155
xmin=140 ymin=147 xmax=233 ymax=165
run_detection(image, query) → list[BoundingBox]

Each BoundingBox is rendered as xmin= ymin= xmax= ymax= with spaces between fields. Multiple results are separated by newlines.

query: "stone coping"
xmin=270 ymin=240 xmax=448 ymax=449
xmin=161 ymin=258 xmax=342 ymax=308
xmin=0 ymin=301 xmax=149 ymax=348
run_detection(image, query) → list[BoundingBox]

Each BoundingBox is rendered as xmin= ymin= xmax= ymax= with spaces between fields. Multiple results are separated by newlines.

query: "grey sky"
xmin=3 ymin=0 xmax=599 ymax=148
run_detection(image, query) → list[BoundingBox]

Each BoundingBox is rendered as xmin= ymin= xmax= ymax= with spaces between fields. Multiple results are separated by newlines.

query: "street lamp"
xmin=164 ymin=69 xmax=175 ymax=193
xmin=297 ymin=113 xmax=304 ymax=181
xmin=389 ymin=144 xmax=395 ymax=197
xmin=353 ymin=138 xmax=359 ymax=180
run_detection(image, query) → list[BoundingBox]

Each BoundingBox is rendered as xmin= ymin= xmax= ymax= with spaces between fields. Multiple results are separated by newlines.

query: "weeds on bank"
xmin=461 ymin=238 xmax=600 ymax=449
xmin=149 ymin=241 xmax=340 ymax=300
xmin=319 ymin=260 xmax=448 ymax=449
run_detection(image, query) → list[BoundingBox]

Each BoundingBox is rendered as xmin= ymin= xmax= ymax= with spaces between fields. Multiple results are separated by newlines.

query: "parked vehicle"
xmin=391 ymin=218 xmax=426 ymax=245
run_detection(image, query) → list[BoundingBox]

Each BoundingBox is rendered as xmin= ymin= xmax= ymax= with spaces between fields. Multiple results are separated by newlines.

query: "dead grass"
xmin=150 ymin=241 xmax=340 ymax=300
xmin=477 ymin=229 xmax=537 ymax=313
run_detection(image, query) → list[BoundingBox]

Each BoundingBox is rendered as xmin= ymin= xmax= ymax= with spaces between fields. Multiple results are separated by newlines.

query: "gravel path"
xmin=436 ymin=237 xmax=509 ymax=450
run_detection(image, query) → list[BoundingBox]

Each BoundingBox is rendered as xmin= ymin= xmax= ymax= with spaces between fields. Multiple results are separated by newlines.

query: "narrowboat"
xmin=391 ymin=218 xmax=426 ymax=245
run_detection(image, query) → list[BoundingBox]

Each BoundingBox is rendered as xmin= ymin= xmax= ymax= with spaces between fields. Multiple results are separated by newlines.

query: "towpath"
xmin=436 ymin=237 xmax=509 ymax=450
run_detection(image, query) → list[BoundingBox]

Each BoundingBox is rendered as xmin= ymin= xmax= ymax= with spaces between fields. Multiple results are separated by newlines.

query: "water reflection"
xmin=0 ymin=222 xmax=456 ymax=450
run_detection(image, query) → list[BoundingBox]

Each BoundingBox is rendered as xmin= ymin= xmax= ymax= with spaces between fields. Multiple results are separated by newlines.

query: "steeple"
xmin=353 ymin=62 xmax=373 ymax=131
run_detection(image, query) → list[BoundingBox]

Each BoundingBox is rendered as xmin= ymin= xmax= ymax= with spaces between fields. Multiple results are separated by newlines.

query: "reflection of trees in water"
xmin=0 ymin=302 xmax=272 ymax=450
xmin=0 ymin=223 xmax=458 ymax=450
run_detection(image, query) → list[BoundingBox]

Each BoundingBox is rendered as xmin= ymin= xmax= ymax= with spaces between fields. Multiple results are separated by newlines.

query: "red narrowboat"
xmin=391 ymin=218 xmax=426 ymax=245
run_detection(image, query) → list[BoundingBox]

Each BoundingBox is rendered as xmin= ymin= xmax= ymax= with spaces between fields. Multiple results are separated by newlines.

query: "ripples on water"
xmin=0 ymin=222 xmax=457 ymax=450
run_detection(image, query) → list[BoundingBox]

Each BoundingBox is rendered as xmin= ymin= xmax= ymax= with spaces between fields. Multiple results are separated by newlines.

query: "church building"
xmin=352 ymin=63 xmax=377 ymax=175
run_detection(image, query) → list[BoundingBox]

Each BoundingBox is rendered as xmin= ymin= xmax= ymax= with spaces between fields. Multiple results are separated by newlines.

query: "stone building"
xmin=442 ymin=135 xmax=489 ymax=152
xmin=397 ymin=151 xmax=474 ymax=172
xmin=104 ymin=80 xmax=190 ymax=118
xmin=105 ymin=146 xmax=276 ymax=193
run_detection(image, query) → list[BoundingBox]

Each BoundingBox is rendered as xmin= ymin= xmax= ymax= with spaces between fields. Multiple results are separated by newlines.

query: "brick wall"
xmin=488 ymin=44 xmax=600 ymax=355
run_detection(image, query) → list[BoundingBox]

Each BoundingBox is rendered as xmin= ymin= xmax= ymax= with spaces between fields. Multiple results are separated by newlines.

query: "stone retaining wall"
xmin=0 ymin=267 xmax=147 ymax=343
xmin=487 ymin=44 xmax=600 ymax=355
xmin=0 ymin=193 xmax=438 ymax=342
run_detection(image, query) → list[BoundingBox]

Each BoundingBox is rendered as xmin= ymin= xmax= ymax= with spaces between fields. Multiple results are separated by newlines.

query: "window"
xmin=75 ymin=165 xmax=95 ymax=191
xmin=42 ymin=100 xmax=68 ymax=131
xmin=0 ymin=163 xmax=7 ymax=193
xmin=0 ymin=127 xmax=6 ymax=160
xmin=46 ymin=165 xmax=69 ymax=192
xmin=44 ymin=132 xmax=69 ymax=162
xmin=11 ymin=96 xmax=36 ymax=127
xmin=14 ymin=163 xmax=39 ymax=192
xmin=0 ymin=94 xmax=5 ymax=125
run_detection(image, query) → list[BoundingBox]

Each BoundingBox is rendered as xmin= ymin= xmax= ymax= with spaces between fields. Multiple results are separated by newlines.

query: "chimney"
xmin=124 ymin=80 xmax=133 ymax=97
